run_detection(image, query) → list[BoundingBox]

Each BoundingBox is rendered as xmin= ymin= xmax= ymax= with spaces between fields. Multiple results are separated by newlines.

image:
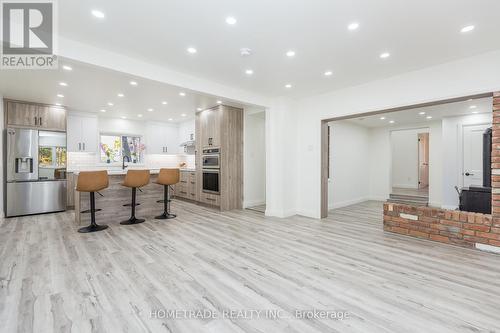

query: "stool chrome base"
xmin=78 ymin=224 xmax=109 ymax=233
xmin=155 ymin=212 xmax=176 ymax=220
xmin=120 ymin=217 xmax=145 ymax=225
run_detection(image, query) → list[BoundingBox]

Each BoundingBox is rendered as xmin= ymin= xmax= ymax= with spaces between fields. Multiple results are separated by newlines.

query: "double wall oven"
xmin=202 ymin=148 xmax=220 ymax=194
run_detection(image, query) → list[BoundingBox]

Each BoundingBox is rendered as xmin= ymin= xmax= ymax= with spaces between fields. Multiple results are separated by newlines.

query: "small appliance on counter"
xmin=457 ymin=127 xmax=492 ymax=214
xmin=5 ymin=128 xmax=67 ymax=217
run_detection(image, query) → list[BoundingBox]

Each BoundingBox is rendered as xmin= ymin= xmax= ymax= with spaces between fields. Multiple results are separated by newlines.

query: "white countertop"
xmin=71 ymin=167 xmax=196 ymax=175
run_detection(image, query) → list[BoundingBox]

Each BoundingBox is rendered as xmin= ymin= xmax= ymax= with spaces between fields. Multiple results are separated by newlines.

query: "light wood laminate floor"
xmin=1 ymin=200 xmax=499 ymax=333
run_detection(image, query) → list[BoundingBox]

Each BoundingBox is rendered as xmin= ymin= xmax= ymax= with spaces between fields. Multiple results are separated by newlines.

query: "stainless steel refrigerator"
xmin=5 ymin=128 xmax=67 ymax=217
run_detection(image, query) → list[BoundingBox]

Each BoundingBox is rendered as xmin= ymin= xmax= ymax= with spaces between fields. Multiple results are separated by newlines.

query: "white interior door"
xmin=463 ymin=124 xmax=489 ymax=187
xmin=418 ymin=133 xmax=429 ymax=189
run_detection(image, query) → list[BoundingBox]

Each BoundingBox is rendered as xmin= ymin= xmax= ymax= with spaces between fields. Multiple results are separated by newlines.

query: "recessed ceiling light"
xmin=181 ymin=113 xmax=187 ymax=117
xmin=348 ymin=22 xmax=359 ymax=31
xmin=469 ymin=105 xmax=477 ymax=109
xmin=324 ymin=71 xmax=333 ymax=76
xmin=419 ymin=112 xmax=426 ymax=115
xmin=91 ymin=10 xmax=105 ymax=19
xmin=187 ymin=47 xmax=197 ymax=54
xmin=471 ymin=111 xmax=479 ymax=114
xmin=217 ymin=100 xmax=222 ymax=104
xmin=426 ymin=116 xmax=433 ymax=119
xmin=100 ymin=109 xmax=106 ymax=113
xmin=59 ymin=82 xmax=67 ymax=86
xmin=62 ymin=65 xmax=72 ymax=71
xmin=57 ymin=94 xmax=64 ymax=98
xmin=117 ymin=93 xmax=124 ymax=97
xmin=137 ymin=114 xmax=143 ymax=118
xmin=121 ymin=116 xmax=126 ymax=119
xmin=286 ymin=50 xmax=296 ymax=57
xmin=55 ymin=103 xmax=62 ymax=106
xmin=380 ymin=117 xmax=386 ymax=120
xmin=226 ymin=16 xmax=237 ymax=25
xmin=162 ymin=101 xmax=168 ymax=105
xmin=461 ymin=25 xmax=475 ymax=33
xmin=240 ymin=48 xmax=252 ymax=57
xmin=245 ymin=69 xmax=254 ymax=75
xmin=197 ymin=107 xmax=202 ymax=111
xmin=179 ymin=92 xmax=186 ymax=97
xmin=389 ymin=120 xmax=395 ymax=124
xmin=129 ymin=81 xmax=138 ymax=86
xmin=380 ymin=52 xmax=390 ymax=59
xmin=147 ymin=108 xmax=153 ymax=112
xmin=107 ymin=102 xmax=113 ymax=106
xmin=285 ymin=84 xmax=292 ymax=88
xmin=168 ymin=118 xmax=173 ymax=121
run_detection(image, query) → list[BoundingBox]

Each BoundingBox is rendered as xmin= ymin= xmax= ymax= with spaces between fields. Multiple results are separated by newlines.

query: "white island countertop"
xmin=71 ymin=167 xmax=196 ymax=175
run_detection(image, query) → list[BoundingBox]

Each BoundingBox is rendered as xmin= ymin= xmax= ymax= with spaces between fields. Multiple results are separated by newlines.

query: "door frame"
xmin=320 ymin=92 xmax=493 ymax=219
xmin=418 ymin=132 xmax=430 ymax=189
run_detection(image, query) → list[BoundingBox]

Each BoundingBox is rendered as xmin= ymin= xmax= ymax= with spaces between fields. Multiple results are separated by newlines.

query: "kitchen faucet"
xmin=122 ymin=155 xmax=131 ymax=170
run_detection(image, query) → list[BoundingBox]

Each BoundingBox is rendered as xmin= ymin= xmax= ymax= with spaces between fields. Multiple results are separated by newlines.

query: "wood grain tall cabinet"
xmin=196 ymin=105 xmax=243 ymax=211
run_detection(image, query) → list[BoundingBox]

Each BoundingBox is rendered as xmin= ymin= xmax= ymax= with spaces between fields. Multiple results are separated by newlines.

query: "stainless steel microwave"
xmin=202 ymin=147 xmax=220 ymax=169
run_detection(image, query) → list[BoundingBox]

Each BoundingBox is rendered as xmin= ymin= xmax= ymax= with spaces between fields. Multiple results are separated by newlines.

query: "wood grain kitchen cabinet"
xmin=38 ymin=105 xmax=66 ymax=131
xmin=200 ymin=109 xmax=220 ymax=148
xmin=5 ymin=100 xmax=66 ymax=131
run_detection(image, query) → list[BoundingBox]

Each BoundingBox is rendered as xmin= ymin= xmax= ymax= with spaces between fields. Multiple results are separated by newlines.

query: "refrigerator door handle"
xmin=83 ymin=142 xmax=85 ymax=151
xmin=78 ymin=142 xmax=81 ymax=151
xmin=34 ymin=117 xmax=38 ymax=126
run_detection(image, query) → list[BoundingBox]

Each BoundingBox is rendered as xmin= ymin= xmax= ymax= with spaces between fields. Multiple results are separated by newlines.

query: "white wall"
xmin=368 ymin=127 xmax=391 ymax=201
xmin=0 ymin=95 xmax=4 ymax=217
xmin=244 ymin=111 xmax=266 ymax=208
xmin=295 ymin=49 xmax=500 ymax=218
xmin=428 ymin=121 xmax=443 ymax=207
xmin=391 ymin=128 xmax=429 ymax=189
xmin=328 ymin=121 xmax=370 ymax=209
xmin=442 ymin=113 xmax=492 ymax=209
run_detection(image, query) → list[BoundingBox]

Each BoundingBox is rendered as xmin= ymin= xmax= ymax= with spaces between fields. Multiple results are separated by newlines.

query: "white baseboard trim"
xmin=392 ymin=184 xmax=418 ymax=189
xmin=368 ymin=196 xmax=389 ymax=202
xmin=243 ymin=199 xmax=266 ymax=209
xmin=476 ymin=243 xmax=500 ymax=255
xmin=265 ymin=209 xmax=296 ymax=218
xmin=329 ymin=197 xmax=370 ymax=210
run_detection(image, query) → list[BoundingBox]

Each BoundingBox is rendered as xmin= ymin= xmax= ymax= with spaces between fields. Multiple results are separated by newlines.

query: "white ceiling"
xmin=57 ymin=0 xmax=500 ymax=98
xmin=343 ymin=97 xmax=492 ymax=128
xmin=0 ymin=59 xmax=253 ymax=122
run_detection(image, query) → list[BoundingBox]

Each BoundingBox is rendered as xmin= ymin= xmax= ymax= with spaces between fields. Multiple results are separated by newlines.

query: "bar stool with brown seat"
xmin=76 ymin=171 xmax=109 ymax=233
xmin=121 ymin=169 xmax=150 ymax=225
xmin=155 ymin=168 xmax=180 ymax=219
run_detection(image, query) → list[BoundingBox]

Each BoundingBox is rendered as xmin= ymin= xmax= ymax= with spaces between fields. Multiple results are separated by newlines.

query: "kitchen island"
xmin=73 ymin=168 xmax=194 ymax=226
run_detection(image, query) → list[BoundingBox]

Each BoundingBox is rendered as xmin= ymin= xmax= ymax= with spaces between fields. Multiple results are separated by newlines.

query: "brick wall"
xmin=383 ymin=92 xmax=500 ymax=252
xmin=383 ymin=203 xmax=498 ymax=248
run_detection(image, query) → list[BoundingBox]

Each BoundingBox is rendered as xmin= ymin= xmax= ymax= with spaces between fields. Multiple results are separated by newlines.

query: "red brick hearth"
xmin=383 ymin=91 xmax=500 ymax=253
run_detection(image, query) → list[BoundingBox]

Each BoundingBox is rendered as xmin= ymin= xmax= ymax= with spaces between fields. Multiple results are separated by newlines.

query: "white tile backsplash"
xmin=67 ymin=152 xmax=195 ymax=172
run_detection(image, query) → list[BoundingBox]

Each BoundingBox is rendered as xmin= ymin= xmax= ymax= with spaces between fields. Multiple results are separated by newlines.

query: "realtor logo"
xmin=1 ymin=0 xmax=58 ymax=69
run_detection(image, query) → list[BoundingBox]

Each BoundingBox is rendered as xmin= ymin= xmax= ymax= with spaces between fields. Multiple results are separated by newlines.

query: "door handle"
xmin=78 ymin=143 xmax=81 ymax=151
xmin=39 ymin=117 xmax=42 ymax=126
xmin=465 ymin=172 xmax=474 ymax=176
xmin=82 ymin=142 xmax=85 ymax=151
xmin=165 ymin=146 xmax=167 ymax=153
xmin=34 ymin=116 xmax=38 ymax=125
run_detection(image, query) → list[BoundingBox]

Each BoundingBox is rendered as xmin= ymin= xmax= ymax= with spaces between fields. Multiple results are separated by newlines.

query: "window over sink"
xmin=99 ymin=134 xmax=144 ymax=164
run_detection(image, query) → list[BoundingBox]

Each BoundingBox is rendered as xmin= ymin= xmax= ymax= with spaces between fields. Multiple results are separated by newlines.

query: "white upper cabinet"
xmin=146 ymin=122 xmax=179 ymax=154
xmin=178 ymin=120 xmax=195 ymax=153
xmin=67 ymin=114 xmax=98 ymax=152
